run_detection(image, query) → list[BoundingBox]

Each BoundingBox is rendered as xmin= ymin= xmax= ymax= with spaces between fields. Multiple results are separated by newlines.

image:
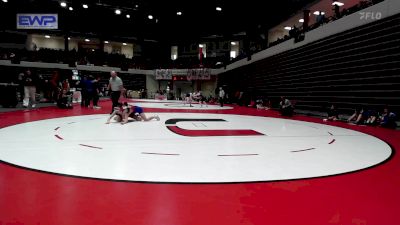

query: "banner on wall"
xmin=17 ymin=14 xmax=58 ymax=29
xmin=155 ymin=69 xmax=172 ymax=80
xmin=186 ymin=68 xmax=211 ymax=81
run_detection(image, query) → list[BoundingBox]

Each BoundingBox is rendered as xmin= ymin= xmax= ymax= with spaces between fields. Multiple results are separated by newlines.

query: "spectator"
xmin=365 ymin=108 xmax=378 ymax=125
xmin=324 ymin=104 xmax=339 ymax=121
xmin=348 ymin=107 xmax=368 ymax=125
xmin=218 ymin=87 xmax=225 ymax=107
xmin=57 ymin=89 xmax=73 ymax=109
xmin=22 ymin=69 xmax=38 ymax=108
xmin=77 ymin=75 xmax=87 ymax=107
xmin=49 ymin=71 xmax=60 ymax=103
xmin=379 ymin=107 xmax=397 ymax=128
xmin=279 ymin=96 xmax=294 ymax=116
xmin=92 ymin=76 xmax=102 ymax=109
xmin=84 ymin=75 xmax=95 ymax=108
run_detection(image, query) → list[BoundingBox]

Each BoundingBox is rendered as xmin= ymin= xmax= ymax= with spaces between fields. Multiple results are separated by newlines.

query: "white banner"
xmin=187 ymin=68 xmax=211 ymax=81
xmin=155 ymin=69 xmax=172 ymax=80
xmin=17 ymin=14 xmax=58 ymax=29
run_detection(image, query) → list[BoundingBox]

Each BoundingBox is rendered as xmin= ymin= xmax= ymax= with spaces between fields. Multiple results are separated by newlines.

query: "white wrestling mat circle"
xmin=0 ymin=113 xmax=391 ymax=183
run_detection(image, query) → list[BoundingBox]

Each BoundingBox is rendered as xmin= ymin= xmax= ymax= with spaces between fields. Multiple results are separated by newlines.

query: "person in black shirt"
xmin=92 ymin=76 xmax=102 ymax=109
xmin=324 ymin=104 xmax=339 ymax=121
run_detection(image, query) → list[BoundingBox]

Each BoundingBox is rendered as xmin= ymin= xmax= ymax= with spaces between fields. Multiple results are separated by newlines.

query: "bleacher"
xmin=218 ymin=12 xmax=400 ymax=117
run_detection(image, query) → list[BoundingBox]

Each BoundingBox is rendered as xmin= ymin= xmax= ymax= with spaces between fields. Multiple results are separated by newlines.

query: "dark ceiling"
xmin=0 ymin=0 xmax=317 ymax=44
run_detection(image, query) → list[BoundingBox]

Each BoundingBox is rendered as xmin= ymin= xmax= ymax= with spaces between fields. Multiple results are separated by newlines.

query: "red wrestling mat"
xmin=0 ymin=100 xmax=399 ymax=225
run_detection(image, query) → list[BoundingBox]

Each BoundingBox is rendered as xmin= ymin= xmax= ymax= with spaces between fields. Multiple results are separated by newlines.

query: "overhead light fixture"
xmin=104 ymin=41 xmax=109 ymax=44
xmin=216 ymin=7 xmax=222 ymax=11
xmin=68 ymin=37 xmax=71 ymax=40
xmin=60 ymin=1 xmax=66 ymax=7
xmin=284 ymin=26 xmax=292 ymax=30
xmin=148 ymin=15 xmax=153 ymax=19
xmin=126 ymin=14 xmax=130 ymax=18
xmin=68 ymin=6 xmax=73 ymax=11
xmin=231 ymin=42 xmax=236 ymax=45
xmin=299 ymin=18 xmax=304 ymax=23
xmin=313 ymin=11 xmax=325 ymax=15
xmin=115 ymin=9 xmax=121 ymax=15
xmin=177 ymin=11 xmax=182 ymax=16
xmin=85 ymin=39 xmax=90 ymax=42
xmin=45 ymin=35 xmax=51 ymax=39
xmin=135 ymin=4 xmax=139 ymax=8
xmin=122 ymin=43 xmax=127 ymax=46
xmin=332 ymin=1 xmax=344 ymax=6
xmin=199 ymin=44 xmax=204 ymax=48
xmin=82 ymin=4 xmax=88 ymax=9
xmin=2 ymin=0 xmax=8 ymax=2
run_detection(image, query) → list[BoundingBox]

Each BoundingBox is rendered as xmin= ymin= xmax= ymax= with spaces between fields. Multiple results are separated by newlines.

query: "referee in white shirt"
xmin=108 ymin=71 xmax=124 ymax=114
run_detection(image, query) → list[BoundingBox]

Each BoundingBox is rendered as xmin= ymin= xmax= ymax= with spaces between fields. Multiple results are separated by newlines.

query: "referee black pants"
xmin=110 ymin=91 xmax=121 ymax=113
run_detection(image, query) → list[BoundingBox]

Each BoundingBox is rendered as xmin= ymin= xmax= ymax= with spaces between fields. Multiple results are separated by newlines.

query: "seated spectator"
xmin=324 ymin=104 xmax=339 ymax=121
xmin=279 ymin=96 xmax=293 ymax=116
xmin=347 ymin=107 xmax=364 ymax=124
xmin=255 ymin=97 xmax=270 ymax=110
xmin=256 ymin=98 xmax=264 ymax=109
xmin=379 ymin=107 xmax=397 ymax=129
xmin=248 ymin=99 xmax=256 ymax=108
xmin=365 ymin=108 xmax=378 ymax=125
xmin=57 ymin=89 xmax=73 ymax=109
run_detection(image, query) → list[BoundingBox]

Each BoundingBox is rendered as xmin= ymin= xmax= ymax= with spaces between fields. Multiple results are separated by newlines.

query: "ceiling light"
xmin=284 ymin=26 xmax=292 ymax=30
xmin=68 ymin=37 xmax=71 ymax=40
xmin=85 ymin=39 xmax=90 ymax=42
xmin=122 ymin=43 xmax=127 ymax=46
xmin=199 ymin=44 xmax=204 ymax=48
xmin=231 ymin=42 xmax=236 ymax=45
xmin=148 ymin=15 xmax=153 ymax=19
xmin=332 ymin=1 xmax=344 ymax=6
xmin=68 ymin=6 xmax=73 ymax=11
xmin=313 ymin=11 xmax=325 ymax=15
xmin=126 ymin=14 xmax=130 ymax=18
xmin=2 ymin=0 xmax=8 ymax=2
xmin=299 ymin=19 xmax=304 ymax=23
xmin=82 ymin=4 xmax=88 ymax=9
xmin=104 ymin=41 xmax=109 ymax=44
xmin=135 ymin=4 xmax=139 ymax=8
xmin=115 ymin=9 xmax=121 ymax=15
xmin=45 ymin=35 xmax=51 ymax=39
xmin=60 ymin=1 xmax=66 ymax=7
xmin=216 ymin=7 xmax=222 ymax=11
xmin=177 ymin=11 xmax=182 ymax=16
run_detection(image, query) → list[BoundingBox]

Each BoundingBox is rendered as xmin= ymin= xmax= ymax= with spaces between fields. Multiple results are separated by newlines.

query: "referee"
xmin=107 ymin=71 xmax=124 ymax=114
